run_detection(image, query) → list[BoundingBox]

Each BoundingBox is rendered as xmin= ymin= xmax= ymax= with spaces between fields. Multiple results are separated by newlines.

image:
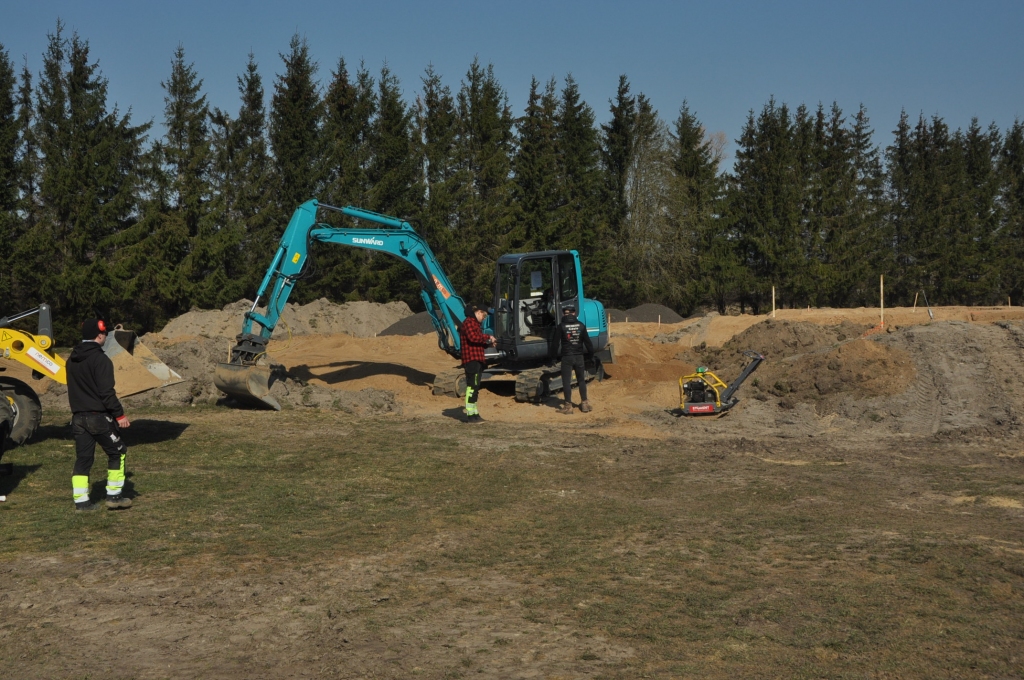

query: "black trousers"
xmin=561 ymin=355 xmax=588 ymax=403
xmin=463 ymin=361 xmax=484 ymax=405
xmin=72 ymin=412 xmax=127 ymax=476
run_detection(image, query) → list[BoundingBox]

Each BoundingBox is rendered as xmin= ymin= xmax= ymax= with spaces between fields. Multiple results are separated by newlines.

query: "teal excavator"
xmin=214 ymin=200 xmax=614 ymax=409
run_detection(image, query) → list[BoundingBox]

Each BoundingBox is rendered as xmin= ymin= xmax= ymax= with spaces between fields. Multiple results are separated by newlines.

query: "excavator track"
xmin=515 ymin=367 xmax=553 ymax=403
xmin=432 ymin=368 xmax=466 ymax=398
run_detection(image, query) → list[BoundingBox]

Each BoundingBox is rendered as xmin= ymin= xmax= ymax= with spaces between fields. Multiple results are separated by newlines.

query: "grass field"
xmin=2 ymin=406 xmax=1023 ymax=678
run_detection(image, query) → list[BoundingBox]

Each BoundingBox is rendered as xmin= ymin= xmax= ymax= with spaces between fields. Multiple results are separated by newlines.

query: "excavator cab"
xmin=493 ymin=251 xmax=595 ymax=365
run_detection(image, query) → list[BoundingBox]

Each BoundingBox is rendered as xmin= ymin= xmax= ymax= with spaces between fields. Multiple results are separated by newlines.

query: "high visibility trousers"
xmin=71 ymin=412 xmax=128 ymax=502
xmin=463 ymin=361 xmax=483 ymax=416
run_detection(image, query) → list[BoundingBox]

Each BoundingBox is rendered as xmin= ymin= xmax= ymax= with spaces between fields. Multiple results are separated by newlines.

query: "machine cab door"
xmin=494 ymin=255 xmax=559 ymax=359
xmin=556 ymin=253 xmax=579 ymax=318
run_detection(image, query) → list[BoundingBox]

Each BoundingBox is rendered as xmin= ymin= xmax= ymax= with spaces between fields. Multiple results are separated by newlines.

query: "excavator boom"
xmin=215 ymin=200 xmax=474 ymax=409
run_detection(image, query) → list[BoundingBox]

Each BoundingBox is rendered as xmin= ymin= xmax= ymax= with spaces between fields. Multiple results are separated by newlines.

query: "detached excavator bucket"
xmin=214 ymin=362 xmax=281 ymax=411
xmin=102 ymin=328 xmax=185 ymax=398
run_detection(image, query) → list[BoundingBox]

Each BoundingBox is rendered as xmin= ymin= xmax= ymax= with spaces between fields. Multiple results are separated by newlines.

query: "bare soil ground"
xmin=5 ymin=303 xmax=1024 ymax=677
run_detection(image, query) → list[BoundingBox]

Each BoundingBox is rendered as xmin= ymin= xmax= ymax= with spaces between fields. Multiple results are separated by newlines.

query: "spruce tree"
xmin=28 ymin=25 xmax=147 ymax=339
xmin=600 ymin=75 xmax=636 ymax=266
xmin=884 ymin=110 xmax=915 ymax=301
xmin=670 ymin=101 xmax=732 ymax=313
xmin=513 ymin=77 xmax=559 ymax=252
xmin=415 ymin=64 xmax=460 ymax=273
xmin=307 ymin=59 xmax=375 ymax=303
xmin=844 ymin=105 xmax=885 ymax=305
xmin=209 ymin=53 xmax=272 ymax=301
xmin=0 ymin=44 xmax=17 ymax=303
xmin=361 ymin=64 xmax=422 ymax=302
xmin=163 ymin=46 xmax=223 ymax=308
xmin=552 ymin=75 xmax=608 ymax=299
xmin=450 ymin=59 xmax=516 ymax=302
xmin=958 ymin=119 xmax=1001 ymax=303
xmin=728 ymin=98 xmax=802 ymax=312
xmin=270 ymin=34 xmax=323 ymax=213
xmin=1000 ymin=120 xmax=1024 ymax=302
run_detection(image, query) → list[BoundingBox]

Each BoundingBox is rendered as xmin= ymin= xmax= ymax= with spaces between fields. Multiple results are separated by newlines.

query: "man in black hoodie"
xmin=556 ymin=305 xmax=595 ymax=414
xmin=67 ymin=318 xmax=132 ymax=511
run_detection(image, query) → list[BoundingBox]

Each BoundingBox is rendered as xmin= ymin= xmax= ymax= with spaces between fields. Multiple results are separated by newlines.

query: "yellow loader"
xmin=0 ymin=304 xmax=183 ymax=447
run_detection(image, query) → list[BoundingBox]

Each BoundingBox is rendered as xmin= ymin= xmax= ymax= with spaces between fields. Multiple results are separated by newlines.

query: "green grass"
xmin=2 ymin=406 xmax=1024 ymax=677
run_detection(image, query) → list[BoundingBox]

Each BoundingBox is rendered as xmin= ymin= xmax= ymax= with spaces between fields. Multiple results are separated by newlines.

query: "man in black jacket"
xmin=67 ymin=318 xmax=132 ymax=511
xmin=557 ymin=305 xmax=595 ymax=414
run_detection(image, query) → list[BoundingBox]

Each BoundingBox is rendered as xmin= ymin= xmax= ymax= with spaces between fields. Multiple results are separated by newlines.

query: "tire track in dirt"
xmin=877 ymin=322 xmax=1022 ymax=437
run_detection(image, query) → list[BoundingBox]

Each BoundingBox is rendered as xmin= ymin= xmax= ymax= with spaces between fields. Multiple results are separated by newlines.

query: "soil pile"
xmin=121 ymin=334 xmax=399 ymax=415
xmin=605 ymin=309 xmax=627 ymax=322
xmin=623 ymin=304 xmax=683 ymax=323
xmin=721 ymin=318 xmax=871 ymax=360
xmin=379 ymin=311 xmax=436 ymax=336
xmin=158 ymin=298 xmax=412 ymax=340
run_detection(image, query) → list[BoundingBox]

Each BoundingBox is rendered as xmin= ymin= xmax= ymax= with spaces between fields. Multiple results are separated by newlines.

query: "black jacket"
xmin=557 ymin=314 xmax=595 ymax=358
xmin=67 ymin=341 xmax=125 ymax=417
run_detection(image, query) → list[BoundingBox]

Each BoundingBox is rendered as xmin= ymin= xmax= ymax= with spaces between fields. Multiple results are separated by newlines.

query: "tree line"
xmin=1 ymin=24 xmax=1022 ymax=342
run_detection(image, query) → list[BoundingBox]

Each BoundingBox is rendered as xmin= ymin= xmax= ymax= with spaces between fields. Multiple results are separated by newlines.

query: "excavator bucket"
xmin=213 ymin=362 xmax=281 ymax=411
xmin=102 ymin=328 xmax=185 ymax=398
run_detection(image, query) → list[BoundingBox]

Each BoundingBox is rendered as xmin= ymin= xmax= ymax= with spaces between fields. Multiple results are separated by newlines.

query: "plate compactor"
xmin=676 ymin=350 xmax=765 ymax=416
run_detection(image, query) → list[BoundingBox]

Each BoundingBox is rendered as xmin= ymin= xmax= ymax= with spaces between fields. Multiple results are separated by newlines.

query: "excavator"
xmin=214 ymin=199 xmax=614 ymax=409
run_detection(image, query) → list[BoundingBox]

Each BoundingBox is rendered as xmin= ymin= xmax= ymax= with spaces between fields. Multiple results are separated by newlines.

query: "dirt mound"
xmin=158 ymin=298 xmax=412 ymax=340
xmin=843 ymin=320 xmax=1024 ymax=437
xmin=623 ymin=304 xmax=683 ymax=323
xmin=605 ymin=308 xmax=627 ymax=322
xmin=379 ymin=311 xmax=436 ymax=336
xmin=722 ymin=318 xmax=871 ymax=360
xmin=117 ymin=334 xmax=399 ymax=415
xmin=753 ymin=339 xmax=915 ymax=412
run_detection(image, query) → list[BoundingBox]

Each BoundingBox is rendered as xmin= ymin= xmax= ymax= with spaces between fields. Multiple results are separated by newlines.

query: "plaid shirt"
xmin=459 ymin=316 xmax=491 ymax=364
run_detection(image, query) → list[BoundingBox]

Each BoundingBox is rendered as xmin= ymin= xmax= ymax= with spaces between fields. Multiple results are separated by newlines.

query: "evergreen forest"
xmin=2 ymin=25 xmax=1023 ymax=342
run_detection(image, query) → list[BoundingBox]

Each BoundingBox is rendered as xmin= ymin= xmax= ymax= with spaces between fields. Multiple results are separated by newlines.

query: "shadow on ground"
xmin=121 ymin=420 xmax=190 ymax=446
xmin=290 ymin=361 xmax=435 ymax=387
xmin=0 ymin=463 xmax=42 ymax=497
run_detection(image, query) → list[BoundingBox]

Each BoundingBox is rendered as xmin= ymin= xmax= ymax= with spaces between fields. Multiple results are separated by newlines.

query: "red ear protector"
xmin=98 ymin=320 xmax=107 ymax=332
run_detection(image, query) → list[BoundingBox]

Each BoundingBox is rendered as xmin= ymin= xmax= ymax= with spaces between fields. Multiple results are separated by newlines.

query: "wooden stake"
xmin=913 ymin=292 xmax=919 ymax=312
xmin=772 ymin=286 xmax=776 ymax=318
xmin=880 ymin=275 xmax=885 ymax=327
xmin=658 ymin=315 xmax=661 ymax=328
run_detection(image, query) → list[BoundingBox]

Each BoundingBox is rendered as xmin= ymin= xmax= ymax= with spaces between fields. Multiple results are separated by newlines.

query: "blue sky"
xmin=2 ymin=1 xmax=1022 ymax=167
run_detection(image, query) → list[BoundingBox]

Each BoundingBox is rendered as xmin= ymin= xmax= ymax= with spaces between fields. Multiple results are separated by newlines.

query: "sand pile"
xmin=721 ymin=318 xmax=871 ymax=360
xmin=158 ymin=298 xmax=412 ymax=340
xmin=379 ymin=311 xmax=436 ymax=336
xmin=114 ymin=333 xmax=400 ymax=415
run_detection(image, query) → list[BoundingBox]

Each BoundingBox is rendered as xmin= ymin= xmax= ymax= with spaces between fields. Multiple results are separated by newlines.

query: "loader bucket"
xmin=214 ymin=362 xmax=281 ymax=411
xmin=102 ymin=329 xmax=185 ymax=398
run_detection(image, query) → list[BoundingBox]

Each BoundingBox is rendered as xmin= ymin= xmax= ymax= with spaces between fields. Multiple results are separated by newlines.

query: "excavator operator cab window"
xmin=495 ymin=263 xmax=516 ymax=340
xmin=557 ymin=254 xmax=579 ymax=315
xmin=518 ymin=258 xmax=555 ymax=342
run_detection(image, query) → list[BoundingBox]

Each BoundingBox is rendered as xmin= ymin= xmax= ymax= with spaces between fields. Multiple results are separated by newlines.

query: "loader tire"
xmin=432 ymin=368 xmax=466 ymax=398
xmin=1 ymin=381 xmax=42 ymax=447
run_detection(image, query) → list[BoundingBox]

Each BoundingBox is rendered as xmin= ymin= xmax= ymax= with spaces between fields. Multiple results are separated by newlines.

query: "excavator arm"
xmin=216 ymin=199 xmax=471 ymax=409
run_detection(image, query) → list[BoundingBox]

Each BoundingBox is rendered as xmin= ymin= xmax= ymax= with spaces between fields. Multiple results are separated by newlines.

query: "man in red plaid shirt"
xmin=459 ymin=304 xmax=496 ymax=423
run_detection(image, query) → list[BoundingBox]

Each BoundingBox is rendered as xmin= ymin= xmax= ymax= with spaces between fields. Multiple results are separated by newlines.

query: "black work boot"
xmin=106 ymin=495 xmax=132 ymax=510
xmin=75 ymin=501 xmax=98 ymax=512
